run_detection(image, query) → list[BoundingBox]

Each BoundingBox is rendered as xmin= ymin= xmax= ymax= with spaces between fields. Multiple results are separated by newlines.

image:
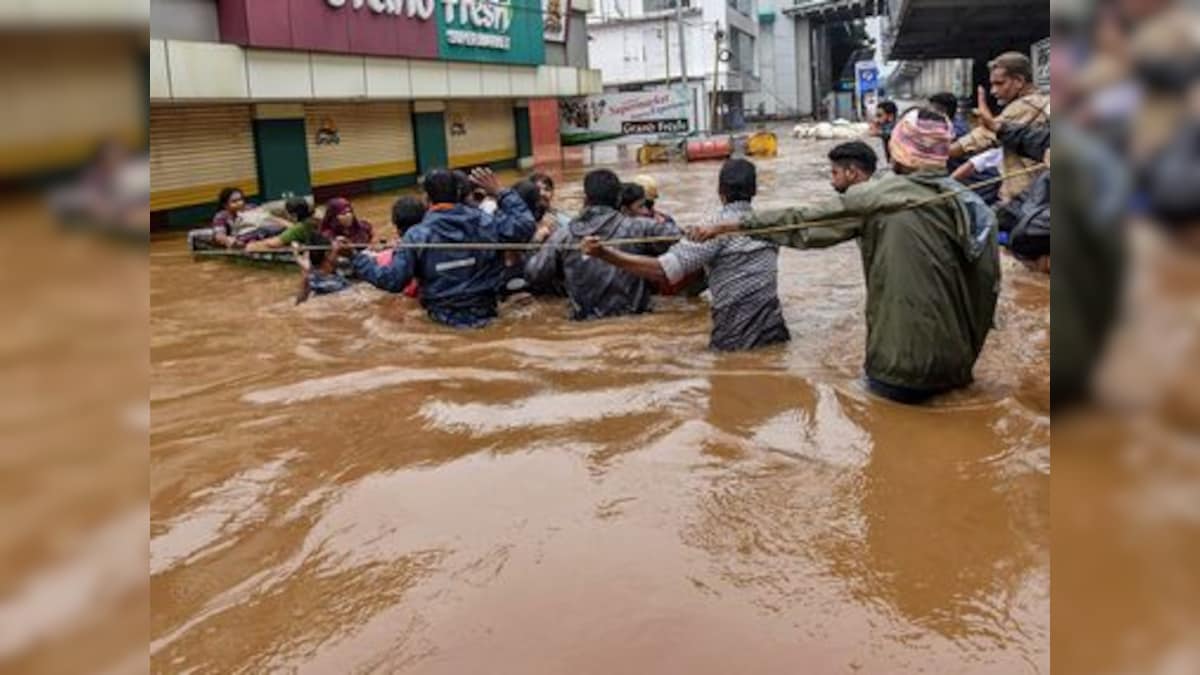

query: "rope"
xmin=151 ymin=163 xmax=1045 ymax=258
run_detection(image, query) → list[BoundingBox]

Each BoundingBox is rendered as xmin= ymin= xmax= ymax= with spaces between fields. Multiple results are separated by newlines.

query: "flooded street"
xmin=150 ymin=136 xmax=1050 ymax=673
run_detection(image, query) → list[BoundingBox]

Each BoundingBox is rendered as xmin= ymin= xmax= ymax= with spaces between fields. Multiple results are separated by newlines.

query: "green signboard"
xmin=436 ymin=0 xmax=545 ymax=65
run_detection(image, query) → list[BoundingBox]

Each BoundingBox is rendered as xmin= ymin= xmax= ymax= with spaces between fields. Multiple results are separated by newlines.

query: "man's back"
xmin=526 ymin=205 xmax=679 ymax=320
xmin=354 ymin=189 xmax=534 ymax=328
xmin=848 ymin=174 xmax=1000 ymax=391
xmin=658 ymin=201 xmax=788 ymax=350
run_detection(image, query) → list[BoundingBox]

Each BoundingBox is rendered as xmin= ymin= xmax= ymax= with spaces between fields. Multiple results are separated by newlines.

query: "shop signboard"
xmin=559 ymin=88 xmax=693 ymax=145
xmin=218 ymin=0 xmax=544 ymax=65
xmin=1032 ymin=37 xmax=1050 ymax=90
xmin=542 ymin=0 xmax=568 ymax=43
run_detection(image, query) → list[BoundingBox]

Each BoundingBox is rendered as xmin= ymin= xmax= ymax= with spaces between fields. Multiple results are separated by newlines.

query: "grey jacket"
xmin=525 ymin=205 xmax=680 ymax=320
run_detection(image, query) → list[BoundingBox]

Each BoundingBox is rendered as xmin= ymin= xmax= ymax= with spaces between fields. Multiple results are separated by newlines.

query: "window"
xmin=644 ymin=0 xmax=688 ymax=12
xmin=728 ymin=28 xmax=754 ymax=74
xmin=726 ymin=0 xmax=751 ymax=16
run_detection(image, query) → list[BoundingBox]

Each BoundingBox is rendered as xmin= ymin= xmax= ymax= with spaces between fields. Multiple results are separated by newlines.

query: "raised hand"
xmin=976 ymin=86 xmax=1000 ymax=132
xmin=469 ymin=167 xmax=502 ymax=197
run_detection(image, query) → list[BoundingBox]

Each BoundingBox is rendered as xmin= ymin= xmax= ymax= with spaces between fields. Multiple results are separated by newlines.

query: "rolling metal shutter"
xmin=446 ymin=100 xmax=517 ymax=168
xmin=305 ymin=102 xmax=415 ymax=187
xmin=150 ymin=105 xmax=258 ymax=212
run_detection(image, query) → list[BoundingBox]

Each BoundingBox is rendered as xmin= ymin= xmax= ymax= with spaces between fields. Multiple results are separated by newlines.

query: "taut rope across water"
xmin=150 ymin=164 xmax=1045 ymax=258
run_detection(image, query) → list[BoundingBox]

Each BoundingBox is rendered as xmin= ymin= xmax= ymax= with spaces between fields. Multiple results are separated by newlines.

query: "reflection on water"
xmin=151 ymin=137 xmax=1050 ymax=673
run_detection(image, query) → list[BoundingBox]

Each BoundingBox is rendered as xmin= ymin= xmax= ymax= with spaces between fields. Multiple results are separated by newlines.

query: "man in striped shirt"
xmin=581 ymin=159 xmax=789 ymax=352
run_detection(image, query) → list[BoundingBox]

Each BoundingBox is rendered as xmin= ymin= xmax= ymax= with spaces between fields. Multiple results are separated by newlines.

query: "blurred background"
xmin=1053 ymin=0 xmax=1200 ymax=674
xmin=0 ymin=2 xmax=149 ymax=675
xmin=1 ymin=0 xmax=1199 ymax=673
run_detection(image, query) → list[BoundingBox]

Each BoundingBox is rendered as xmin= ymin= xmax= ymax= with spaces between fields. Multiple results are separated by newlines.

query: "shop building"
xmin=150 ymin=0 xmax=601 ymax=227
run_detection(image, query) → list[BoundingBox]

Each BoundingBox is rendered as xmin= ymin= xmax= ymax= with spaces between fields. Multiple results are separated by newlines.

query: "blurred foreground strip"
xmin=1053 ymin=1 xmax=1200 ymax=673
xmin=0 ymin=4 xmax=149 ymax=668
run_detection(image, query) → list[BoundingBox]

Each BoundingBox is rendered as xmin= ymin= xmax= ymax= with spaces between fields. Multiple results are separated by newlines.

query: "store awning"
xmin=884 ymin=0 xmax=1049 ymax=60
xmin=784 ymin=0 xmax=885 ymax=23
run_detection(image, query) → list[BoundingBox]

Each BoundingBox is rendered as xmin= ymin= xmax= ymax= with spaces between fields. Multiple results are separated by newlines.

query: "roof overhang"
xmin=885 ymin=0 xmax=1049 ymax=60
xmin=783 ymin=0 xmax=885 ymax=23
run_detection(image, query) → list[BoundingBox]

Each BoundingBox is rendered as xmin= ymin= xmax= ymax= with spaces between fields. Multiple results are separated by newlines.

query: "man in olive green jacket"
xmin=694 ymin=110 xmax=1001 ymax=403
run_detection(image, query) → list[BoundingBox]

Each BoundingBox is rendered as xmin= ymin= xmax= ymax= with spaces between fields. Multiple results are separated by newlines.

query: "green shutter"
xmin=253 ymin=118 xmax=312 ymax=200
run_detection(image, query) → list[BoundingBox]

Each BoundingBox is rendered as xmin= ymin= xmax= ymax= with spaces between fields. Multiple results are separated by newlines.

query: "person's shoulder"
xmin=403 ymin=221 xmax=433 ymax=242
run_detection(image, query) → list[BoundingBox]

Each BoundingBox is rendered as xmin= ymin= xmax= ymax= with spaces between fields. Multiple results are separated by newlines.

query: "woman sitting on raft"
xmin=210 ymin=187 xmax=251 ymax=248
xmin=210 ymin=187 xmax=289 ymax=248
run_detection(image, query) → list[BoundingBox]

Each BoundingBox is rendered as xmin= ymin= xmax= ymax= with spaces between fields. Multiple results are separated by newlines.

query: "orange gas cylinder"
xmin=685 ymin=136 xmax=733 ymax=161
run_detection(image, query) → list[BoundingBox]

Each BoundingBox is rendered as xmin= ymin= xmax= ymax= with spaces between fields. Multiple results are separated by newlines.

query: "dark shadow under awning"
xmin=784 ymin=0 xmax=886 ymax=23
xmin=885 ymin=0 xmax=1049 ymax=59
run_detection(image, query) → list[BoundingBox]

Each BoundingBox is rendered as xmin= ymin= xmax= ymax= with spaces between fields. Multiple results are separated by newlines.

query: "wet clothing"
xmin=955 ymin=91 xmax=1050 ymax=202
xmin=351 ymin=190 xmax=536 ymax=328
xmin=998 ymin=171 xmax=1050 ymax=261
xmin=307 ymin=270 xmax=351 ymax=296
xmin=741 ymin=172 xmax=1000 ymax=395
xmin=997 ymin=122 xmax=1050 ymax=163
xmin=994 ymin=122 xmax=1051 ymax=260
xmin=657 ymin=201 xmax=789 ymax=351
xmin=525 ymin=205 xmax=680 ymax=320
xmin=867 ymin=376 xmax=951 ymax=404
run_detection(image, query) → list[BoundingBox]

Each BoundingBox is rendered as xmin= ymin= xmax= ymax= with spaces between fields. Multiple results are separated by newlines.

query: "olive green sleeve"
xmin=741 ymin=198 xmax=863 ymax=249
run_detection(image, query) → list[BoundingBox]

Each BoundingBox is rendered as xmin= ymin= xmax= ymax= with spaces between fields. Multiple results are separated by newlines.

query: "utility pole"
xmin=711 ymin=25 xmax=724 ymax=133
xmin=674 ymin=0 xmax=688 ymax=92
xmin=664 ymin=17 xmax=670 ymax=84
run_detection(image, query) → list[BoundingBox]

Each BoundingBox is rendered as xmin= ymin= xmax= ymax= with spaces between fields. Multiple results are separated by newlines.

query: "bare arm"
xmin=294 ymin=246 xmax=312 ymax=304
xmin=246 ymin=235 xmax=285 ymax=252
xmin=952 ymin=160 xmax=978 ymax=183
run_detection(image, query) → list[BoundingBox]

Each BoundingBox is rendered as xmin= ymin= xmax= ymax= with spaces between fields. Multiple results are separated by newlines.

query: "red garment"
xmin=370 ymin=249 xmax=420 ymax=298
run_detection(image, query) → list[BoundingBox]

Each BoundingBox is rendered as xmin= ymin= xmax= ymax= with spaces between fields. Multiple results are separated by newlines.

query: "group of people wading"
xmin=206 ymin=51 xmax=1050 ymax=404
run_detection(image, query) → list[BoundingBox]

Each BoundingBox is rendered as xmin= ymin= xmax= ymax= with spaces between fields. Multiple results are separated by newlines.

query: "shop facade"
xmin=150 ymin=0 xmax=599 ymax=227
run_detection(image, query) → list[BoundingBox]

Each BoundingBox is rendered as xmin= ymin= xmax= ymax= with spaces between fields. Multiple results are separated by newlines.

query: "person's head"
xmin=391 ymin=196 xmax=426 ymax=235
xmin=988 ymin=51 xmax=1035 ymax=105
xmin=827 ymin=141 xmax=878 ymax=193
xmin=717 ymin=158 xmax=756 ymax=204
xmin=928 ymin=92 xmax=959 ymax=120
xmin=422 ymin=169 xmax=459 ymax=205
xmin=583 ymin=169 xmax=622 ymax=209
xmin=619 ymin=182 xmax=647 ymax=216
xmin=530 ymin=172 xmax=555 ymax=205
xmin=284 ymin=196 xmax=313 ymax=222
xmin=513 ymin=180 xmax=547 ymax=221
xmin=452 ymin=170 xmax=475 ymax=204
xmin=888 ymin=107 xmax=954 ymax=174
xmin=217 ymin=187 xmax=246 ymax=214
xmin=324 ymin=197 xmax=356 ymax=229
xmin=876 ymin=100 xmax=898 ymax=123
xmin=307 ymin=234 xmax=333 ymax=270
xmin=632 ymin=175 xmax=660 ymax=211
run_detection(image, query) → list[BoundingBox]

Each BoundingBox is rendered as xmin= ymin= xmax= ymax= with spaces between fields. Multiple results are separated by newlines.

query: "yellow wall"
xmin=150 ymin=105 xmax=258 ymax=212
xmin=446 ymin=100 xmax=517 ymax=168
xmin=305 ymin=102 xmax=416 ymax=186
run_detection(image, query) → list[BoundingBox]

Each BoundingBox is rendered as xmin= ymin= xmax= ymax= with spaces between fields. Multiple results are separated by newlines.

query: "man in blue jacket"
xmin=336 ymin=168 xmax=535 ymax=328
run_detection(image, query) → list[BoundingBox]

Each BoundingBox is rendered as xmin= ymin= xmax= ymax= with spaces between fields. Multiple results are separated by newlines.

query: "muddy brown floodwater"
xmin=150 ymin=134 xmax=1050 ymax=674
